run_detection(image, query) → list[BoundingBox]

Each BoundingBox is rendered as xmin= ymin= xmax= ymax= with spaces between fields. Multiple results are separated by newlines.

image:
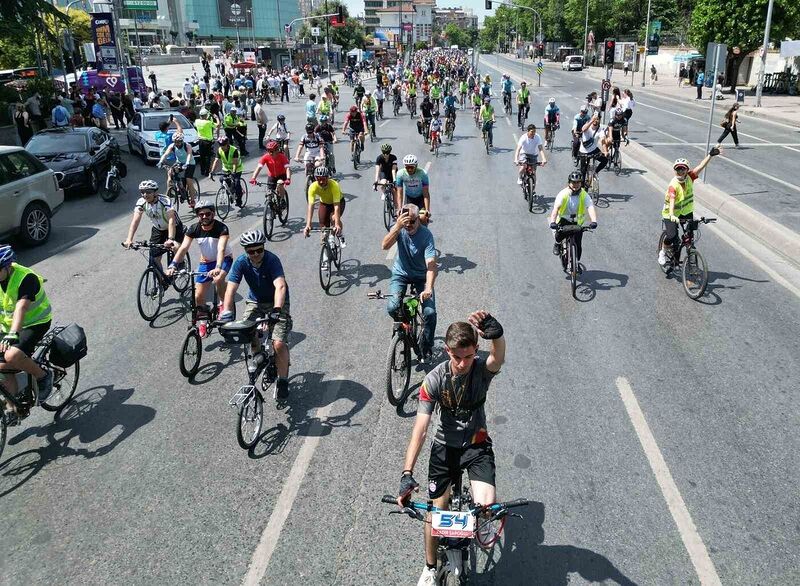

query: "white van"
xmin=562 ymin=55 xmax=584 ymax=71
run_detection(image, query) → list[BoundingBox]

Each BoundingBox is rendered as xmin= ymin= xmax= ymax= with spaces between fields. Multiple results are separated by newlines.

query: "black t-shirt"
xmin=608 ymin=118 xmax=625 ymax=135
xmin=0 ymin=272 xmax=40 ymax=302
xmin=315 ymin=124 xmax=335 ymax=143
xmin=375 ymin=153 xmax=397 ymax=178
xmin=420 ymin=102 xmax=433 ymax=118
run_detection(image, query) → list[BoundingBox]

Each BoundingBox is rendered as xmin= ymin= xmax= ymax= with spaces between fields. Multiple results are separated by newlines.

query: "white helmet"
xmin=673 ymin=158 xmax=690 ymax=170
xmin=403 ymin=154 xmax=418 ymax=166
xmin=239 ymin=229 xmax=266 ymax=247
xmin=139 ymin=179 xmax=159 ymax=191
xmin=199 ymin=108 xmax=209 ymax=117
xmin=548 ymin=97 xmax=556 ymax=104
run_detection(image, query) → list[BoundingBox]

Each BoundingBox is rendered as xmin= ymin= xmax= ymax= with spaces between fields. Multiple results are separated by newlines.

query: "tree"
xmin=0 ymin=0 xmax=66 ymax=42
xmin=0 ymin=7 xmax=91 ymax=70
xmin=297 ymin=1 xmax=365 ymax=52
xmin=689 ymin=0 xmax=800 ymax=90
xmin=442 ymin=23 xmax=470 ymax=48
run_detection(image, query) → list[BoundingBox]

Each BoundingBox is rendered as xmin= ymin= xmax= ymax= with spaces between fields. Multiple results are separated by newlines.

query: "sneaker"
xmin=657 ymin=249 xmax=667 ymax=266
xmin=417 ymin=567 xmax=437 ymax=586
xmin=517 ymin=178 xmax=523 ymax=185
xmin=339 ymin=235 xmax=346 ymax=248
xmin=36 ymin=370 xmax=54 ymax=403
xmin=235 ymin=198 xmax=243 ymax=208
xmin=276 ymin=378 xmax=289 ymax=400
xmin=553 ymin=242 xmax=560 ymax=256
xmin=198 ymin=321 xmax=208 ymax=338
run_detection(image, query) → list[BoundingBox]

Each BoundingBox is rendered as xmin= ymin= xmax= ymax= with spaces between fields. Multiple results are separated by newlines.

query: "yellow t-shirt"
xmin=308 ymin=179 xmax=343 ymax=205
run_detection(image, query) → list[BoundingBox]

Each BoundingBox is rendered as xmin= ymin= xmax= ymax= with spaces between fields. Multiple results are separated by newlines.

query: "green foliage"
xmin=297 ymin=1 xmax=366 ymax=52
xmin=0 ymin=7 xmax=92 ymax=70
xmin=0 ymin=0 xmax=67 ymax=43
xmin=414 ymin=41 xmax=428 ymax=50
xmin=224 ymin=38 xmax=235 ymax=52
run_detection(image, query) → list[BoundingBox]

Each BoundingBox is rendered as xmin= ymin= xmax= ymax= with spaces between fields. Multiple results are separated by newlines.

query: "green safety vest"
xmin=318 ymin=100 xmax=331 ymax=114
xmin=364 ymin=96 xmax=377 ymax=113
xmin=517 ymin=88 xmax=530 ymax=103
xmin=195 ymin=118 xmax=215 ymax=141
xmin=223 ymin=114 xmax=238 ymax=129
xmin=480 ymin=106 xmax=494 ymax=122
xmin=557 ymin=189 xmax=588 ymax=225
xmin=218 ymin=146 xmax=243 ymax=172
xmin=472 ymin=94 xmax=482 ymax=106
xmin=431 ymin=86 xmax=442 ymax=98
xmin=663 ymin=176 xmax=694 ymax=218
xmin=1 ymin=263 xmax=52 ymax=332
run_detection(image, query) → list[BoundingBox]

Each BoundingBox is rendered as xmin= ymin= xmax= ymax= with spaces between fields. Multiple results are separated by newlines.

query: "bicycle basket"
xmin=49 ymin=323 xmax=88 ymax=368
xmin=219 ymin=321 xmax=257 ymax=344
xmin=116 ymin=161 xmax=128 ymax=178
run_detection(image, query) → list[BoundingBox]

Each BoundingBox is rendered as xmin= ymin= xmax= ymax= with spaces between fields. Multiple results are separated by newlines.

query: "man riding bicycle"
xmin=479 ymin=97 xmax=496 ymax=147
xmin=157 ymin=132 xmax=197 ymax=207
xmin=220 ymin=230 xmax=292 ymax=399
xmin=304 ymin=166 xmax=346 ymax=252
xmin=501 ymin=73 xmax=514 ymax=111
xmin=341 ymin=105 xmax=367 ymax=154
xmin=418 ymin=96 xmax=434 ymax=140
xmin=543 ymin=97 xmax=560 ymax=138
xmin=374 ymin=143 xmax=398 ymax=198
xmin=516 ymin=81 xmax=530 ymax=128
xmin=209 ymin=136 xmax=245 ymax=208
xmin=428 ymin=112 xmax=443 ymax=152
xmin=294 ymin=123 xmax=326 ymax=181
xmin=513 ymin=124 xmax=547 ymax=185
xmin=577 ymin=113 xmax=609 ymax=187
xmin=571 ymin=104 xmax=591 ymax=162
xmin=123 ymin=179 xmax=184 ymax=275
xmin=607 ymin=108 xmax=627 ymax=160
xmin=314 ymin=114 xmax=338 ymax=173
xmin=250 ymin=140 xmax=292 ymax=202
xmin=394 ymin=154 xmax=431 ymax=221
xmin=396 ymin=310 xmax=506 ymax=586
xmin=442 ymin=92 xmax=457 ymax=127
xmin=0 ymin=245 xmax=53 ymax=413
xmin=361 ymin=91 xmax=378 ymax=136
xmin=549 ymin=171 xmax=598 ymax=262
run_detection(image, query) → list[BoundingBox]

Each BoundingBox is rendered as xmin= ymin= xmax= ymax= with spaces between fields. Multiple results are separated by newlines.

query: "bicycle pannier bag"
xmin=50 ymin=323 xmax=88 ymax=368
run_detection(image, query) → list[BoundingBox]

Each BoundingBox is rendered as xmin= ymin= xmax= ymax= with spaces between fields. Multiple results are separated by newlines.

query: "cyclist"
xmin=442 ymin=92 xmax=457 ymax=128
xmin=471 ymin=87 xmax=483 ymax=120
xmin=353 ymin=80 xmax=366 ymax=107
xmin=294 ymin=123 xmax=326 ymax=182
xmin=250 ymin=140 xmax=292 ymax=202
xmin=303 ymin=166 xmax=345 ymax=253
xmin=374 ymin=143 xmax=398 ymax=197
xmin=317 ymin=93 xmax=332 ymax=125
xmin=607 ymin=108 xmax=627 ymax=162
xmin=548 ymin=171 xmax=598 ymax=261
xmin=342 ymin=105 xmax=367 ymax=155
xmin=430 ymin=81 xmax=442 ymax=110
xmin=396 ymin=310 xmax=505 ymax=586
xmin=157 ymin=132 xmax=197 ymax=207
xmin=543 ymin=97 xmax=560 ymax=141
xmin=220 ymin=230 xmax=292 ymax=400
xmin=392 ymin=82 xmax=403 ymax=113
xmin=394 ymin=154 xmax=431 ymax=220
xmin=267 ymin=113 xmax=291 ymax=156
xmin=374 ymin=85 xmax=386 ymax=119
xmin=479 ymin=97 xmax=496 ymax=148
xmin=516 ymin=80 xmax=530 ymax=128
xmin=428 ymin=111 xmax=443 ymax=152
xmin=577 ymin=113 xmax=609 ymax=187
xmin=458 ymin=78 xmax=468 ymax=106
xmin=513 ymin=124 xmax=547 ymax=185
xmin=480 ymin=77 xmax=491 ymax=99
xmin=658 ymin=150 xmax=720 ymax=267
xmin=155 ymin=115 xmax=182 ymax=189
xmin=210 ymin=136 xmax=245 ymax=207
xmin=315 ymin=114 xmax=338 ymax=173
xmin=0 ymin=245 xmax=53 ymax=410
xmin=167 ymin=200 xmax=233 ymax=337
xmin=123 ymin=179 xmax=184 ymax=275
xmin=418 ymin=96 xmax=434 ymax=141
xmin=501 ymin=73 xmax=514 ymax=111
xmin=330 ymin=79 xmax=340 ymax=109
xmin=361 ymin=91 xmax=378 ymax=137
xmin=305 ymin=92 xmax=318 ymax=126
xmin=380 ymin=203 xmax=437 ymax=362
xmin=571 ymin=104 xmax=591 ymax=162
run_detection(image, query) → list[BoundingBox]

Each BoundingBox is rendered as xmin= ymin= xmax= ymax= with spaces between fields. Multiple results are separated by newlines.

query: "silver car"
xmin=0 ymin=146 xmax=64 ymax=246
xmin=126 ymin=110 xmax=199 ymax=163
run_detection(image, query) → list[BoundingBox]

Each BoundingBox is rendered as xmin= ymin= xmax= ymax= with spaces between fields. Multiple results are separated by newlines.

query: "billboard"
xmin=218 ymin=0 xmax=253 ymax=28
xmin=90 ymin=12 xmax=119 ymax=72
xmin=647 ymin=20 xmax=661 ymax=55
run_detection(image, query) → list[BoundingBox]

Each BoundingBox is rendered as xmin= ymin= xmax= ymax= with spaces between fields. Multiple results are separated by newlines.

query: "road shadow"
xmin=469 ymin=501 xmax=639 ymax=585
xmin=267 ymin=217 xmax=306 ymax=243
xmin=573 ymin=269 xmax=629 ymax=302
xmin=0 ymin=385 xmax=155 ymax=498
xmin=438 ymin=252 xmax=478 ymax=274
xmin=614 ymin=168 xmax=646 ymax=178
xmin=327 ymin=259 xmax=393 ymax=296
xmin=705 ymin=270 xmax=769 ymax=293
xmin=14 ymin=227 xmax=100 ymax=266
xmin=595 ymin=193 xmax=635 ymax=208
xmin=249 ymin=372 xmax=372 ymax=458
xmin=148 ymin=297 xmax=189 ymax=329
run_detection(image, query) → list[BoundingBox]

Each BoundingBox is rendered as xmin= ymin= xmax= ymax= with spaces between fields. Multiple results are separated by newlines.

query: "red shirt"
xmin=258 ymin=152 xmax=290 ymax=177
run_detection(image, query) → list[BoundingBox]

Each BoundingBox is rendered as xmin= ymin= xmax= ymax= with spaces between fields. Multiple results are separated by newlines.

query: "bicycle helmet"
xmin=194 ymin=200 xmax=215 ymax=213
xmin=217 ymin=136 xmax=229 ymax=145
xmin=277 ymin=114 xmax=286 ymax=121
xmin=199 ymin=108 xmax=209 ymax=117
xmin=314 ymin=166 xmax=331 ymax=178
xmin=520 ymin=80 xmax=527 ymax=86
xmin=350 ymin=105 xmax=358 ymax=113
xmin=548 ymin=97 xmax=556 ymax=104
xmin=266 ymin=140 xmax=279 ymax=151
xmin=614 ymin=107 xmax=624 ymax=117
xmin=319 ymin=114 xmax=329 ymax=122
xmin=139 ymin=179 xmax=159 ymax=192
xmin=0 ymin=245 xmax=15 ymax=269
xmin=380 ymin=143 xmax=392 ymax=154
xmin=305 ymin=123 xmax=315 ymax=132
xmin=239 ymin=229 xmax=266 ymax=247
xmin=173 ymin=132 xmax=184 ymax=142
xmin=230 ymin=108 xmax=238 ymax=115
xmin=403 ymin=154 xmax=418 ymax=166
xmin=568 ymin=171 xmax=583 ymax=183
xmin=673 ymin=158 xmax=690 ymax=171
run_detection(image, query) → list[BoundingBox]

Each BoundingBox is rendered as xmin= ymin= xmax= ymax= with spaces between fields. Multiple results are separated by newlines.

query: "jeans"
xmin=386 ymin=274 xmax=436 ymax=355
xmin=257 ymin=124 xmax=267 ymax=148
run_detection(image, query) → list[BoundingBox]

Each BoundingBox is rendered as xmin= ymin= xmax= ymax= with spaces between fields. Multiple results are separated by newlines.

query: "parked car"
xmin=562 ymin=55 xmax=585 ymax=71
xmin=25 ymin=127 xmax=118 ymax=195
xmin=126 ymin=110 xmax=198 ymax=164
xmin=0 ymin=146 xmax=64 ymax=246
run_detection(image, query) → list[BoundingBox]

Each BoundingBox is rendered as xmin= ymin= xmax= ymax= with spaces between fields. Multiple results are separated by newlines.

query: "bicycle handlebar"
xmin=122 ymin=241 xmax=174 ymax=250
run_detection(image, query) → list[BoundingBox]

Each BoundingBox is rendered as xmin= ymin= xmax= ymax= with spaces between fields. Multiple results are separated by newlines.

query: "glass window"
xmin=0 ymin=151 xmax=46 ymax=181
xmin=142 ymin=113 xmax=191 ymax=131
xmin=26 ymin=133 xmax=88 ymax=154
xmin=91 ymin=130 xmax=106 ymax=146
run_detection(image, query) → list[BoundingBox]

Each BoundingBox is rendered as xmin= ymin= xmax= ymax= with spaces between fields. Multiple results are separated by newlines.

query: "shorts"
xmin=0 ymin=321 xmax=51 ymax=360
xmin=150 ymin=225 xmax=185 ymax=255
xmin=196 ymin=256 xmax=233 ymax=283
xmin=427 ymin=442 xmax=496 ymax=499
xmin=242 ymin=300 xmax=293 ymax=343
xmin=267 ymin=174 xmax=288 ymax=190
xmin=319 ymin=198 xmax=346 ymax=226
xmin=182 ymin=163 xmax=196 ymax=179
xmin=404 ymin=195 xmax=424 ymax=210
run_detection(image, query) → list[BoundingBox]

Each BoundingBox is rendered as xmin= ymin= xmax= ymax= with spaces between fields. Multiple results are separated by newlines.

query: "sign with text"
xmin=218 ymin=0 xmax=252 ymax=28
xmin=123 ymin=0 xmax=158 ymax=10
xmin=90 ymin=12 xmax=118 ymax=72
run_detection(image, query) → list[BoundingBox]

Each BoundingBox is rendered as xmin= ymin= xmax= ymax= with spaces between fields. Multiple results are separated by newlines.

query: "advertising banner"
xmin=90 ymin=12 xmax=119 ymax=72
xmin=218 ymin=0 xmax=253 ymax=28
xmin=647 ymin=20 xmax=661 ymax=55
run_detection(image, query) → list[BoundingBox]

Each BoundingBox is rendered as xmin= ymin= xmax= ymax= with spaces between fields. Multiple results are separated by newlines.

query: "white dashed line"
xmin=379 ymin=119 xmax=391 ymax=128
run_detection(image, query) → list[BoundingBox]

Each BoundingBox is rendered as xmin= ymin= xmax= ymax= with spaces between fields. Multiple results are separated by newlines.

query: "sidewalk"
xmin=581 ymin=65 xmax=800 ymax=127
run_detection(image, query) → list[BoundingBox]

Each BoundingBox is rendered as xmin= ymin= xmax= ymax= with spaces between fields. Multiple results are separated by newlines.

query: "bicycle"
xmin=502 ymin=91 xmax=512 ymax=115
xmin=544 ymin=123 xmax=558 ymax=151
xmin=99 ymin=145 xmax=126 ymax=202
xmin=381 ymin=472 xmax=529 ymax=585
xmin=519 ymin=155 xmax=542 ymax=212
xmin=125 ymin=241 xmax=192 ymax=322
xmin=431 ymin=129 xmax=441 ymax=157
xmin=177 ymin=269 xmax=221 ymax=378
xmin=367 ymin=113 xmax=378 ymax=141
xmin=556 ymin=224 xmax=594 ymax=299
xmin=375 ymin=180 xmax=396 ymax=232
xmin=311 ymin=227 xmax=343 ymax=292
xmin=482 ymin=121 xmax=494 ymax=154
xmin=165 ymin=164 xmax=199 ymax=215
xmin=421 ymin=119 xmax=432 ymax=145
xmin=347 ymin=131 xmax=363 ymax=169
xmin=444 ymin=116 xmax=455 ymax=142
xmin=367 ymin=287 xmax=424 ymax=406
xmin=407 ymin=95 xmax=417 ymax=117
xmin=393 ymin=95 xmax=402 ymax=117
xmin=609 ymin=138 xmax=623 ymax=175
xmin=211 ymin=172 xmax=248 ymax=220
xmin=0 ymin=324 xmax=83 ymax=460
xmin=579 ymin=154 xmax=601 ymax=205
xmin=658 ymin=217 xmax=716 ymax=299
xmin=275 ymin=138 xmax=290 ymax=160
xmin=473 ymin=106 xmax=481 ymax=128
xmin=220 ymin=315 xmax=281 ymax=449
xmin=253 ymin=180 xmax=289 ymax=241
xmin=517 ymin=103 xmax=529 ymax=128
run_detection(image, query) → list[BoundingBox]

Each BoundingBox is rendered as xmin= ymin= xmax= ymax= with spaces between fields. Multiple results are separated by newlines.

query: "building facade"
xmin=432 ymin=7 xmax=477 ymax=30
xmin=367 ymin=0 xmax=434 ymax=35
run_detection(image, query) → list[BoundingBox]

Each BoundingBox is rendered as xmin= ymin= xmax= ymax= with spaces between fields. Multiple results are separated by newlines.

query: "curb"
xmin=626 ymin=140 xmax=800 ymax=266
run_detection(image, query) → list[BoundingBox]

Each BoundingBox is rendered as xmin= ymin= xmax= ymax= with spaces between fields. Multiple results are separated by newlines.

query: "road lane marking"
xmin=636 ymin=142 xmax=800 ymax=147
xmin=506 ymin=117 xmax=512 ymax=127
xmin=424 ymin=161 xmax=432 ymax=173
xmin=242 ymin=377 xmax=344 ymax=586
xmin=379 ymin=119 xmax=391 ymax=127
xmin=615 ymin=377 xmax=722 ymax=586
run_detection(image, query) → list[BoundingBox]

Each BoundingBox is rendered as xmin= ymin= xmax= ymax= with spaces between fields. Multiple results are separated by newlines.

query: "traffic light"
xmin=538 ymin=42 xmax=543 ymax=56
xmin=330 ymin=5 xmax=345 ymax=26
xmin=485 ymin=0 xmax=492 ymax=9
xmin=604 ymin=39 xmax=616 ymax=64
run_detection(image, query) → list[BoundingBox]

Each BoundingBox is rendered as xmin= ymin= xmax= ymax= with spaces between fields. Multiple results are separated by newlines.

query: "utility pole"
xmin=641 ymin=0 xmax=651 ymax=87
xmin=324 ymin=0 xmax=331 ymax=78
xmin=703 ymin=43 xmax=721 ymax=182
xmin=583 ymin=0 xmax=589 ymax=61
xmin=754 ymin=0 xmax=774 ymax=107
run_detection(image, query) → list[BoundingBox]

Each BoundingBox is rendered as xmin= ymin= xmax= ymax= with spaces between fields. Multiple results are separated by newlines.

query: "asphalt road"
xmin=1 ymin=58 xmax=799 ymax=586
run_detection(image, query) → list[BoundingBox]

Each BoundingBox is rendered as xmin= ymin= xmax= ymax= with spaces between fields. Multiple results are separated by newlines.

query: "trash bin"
xmin=736 ymin=89 xmax=745 ymax=103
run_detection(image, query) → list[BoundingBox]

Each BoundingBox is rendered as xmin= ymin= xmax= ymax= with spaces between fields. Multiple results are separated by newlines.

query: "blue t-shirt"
xmin=305 ymin=100 xmax=317 ymax=118
xmin=443 ymin=95 xmax=457 ymax=109
xmin=502 ymin=79 xmax=513 ymax=92
xmin=394 ymin=226 xmax=436 ymax=280
xmin=155 ymin=130 xmax=174 ymax=161
xmin=395 ymin=168 xmax=429 ymax=199
xmin=227 ymin=252 xmax=289 ymax=303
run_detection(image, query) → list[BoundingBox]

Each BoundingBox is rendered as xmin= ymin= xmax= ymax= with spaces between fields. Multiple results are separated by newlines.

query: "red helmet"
xmin=266 ymin=140 xmax=279 ymax=151
xmin=350 ymin=105 xmax=358 ymax=113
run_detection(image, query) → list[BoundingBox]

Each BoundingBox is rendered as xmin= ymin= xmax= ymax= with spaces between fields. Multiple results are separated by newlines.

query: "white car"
xmin=0 ymin=146 xmax=64 ymax=246
xmin=126 ymin=110 xmax=199 ymax=164
xmin=562 ymin=55 xmax=585 ymax=71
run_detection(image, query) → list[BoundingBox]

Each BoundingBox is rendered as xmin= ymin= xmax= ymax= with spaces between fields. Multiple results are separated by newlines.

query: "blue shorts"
xmin=196 ymin=256 xmax=233 ymax=284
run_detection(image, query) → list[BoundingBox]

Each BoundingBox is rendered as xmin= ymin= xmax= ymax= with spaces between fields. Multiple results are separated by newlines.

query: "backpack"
xmin=54 ymin=106 xmax=68 ymax=125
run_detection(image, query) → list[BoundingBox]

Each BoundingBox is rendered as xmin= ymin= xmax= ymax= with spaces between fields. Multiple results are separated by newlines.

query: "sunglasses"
xmin=197 ymin=211 xmax=213 ymax=218
xmin=245 ymin=247 xmax=264 ymax=256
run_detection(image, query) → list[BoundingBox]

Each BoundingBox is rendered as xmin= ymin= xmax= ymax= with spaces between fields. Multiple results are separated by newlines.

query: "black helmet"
xmin=277 ymin=114 xmax=286 ymax=122
xmin=305 ymin=123 xmax=315 ymax=132
xmin=568 ymin=171 xmax=583 ymax=183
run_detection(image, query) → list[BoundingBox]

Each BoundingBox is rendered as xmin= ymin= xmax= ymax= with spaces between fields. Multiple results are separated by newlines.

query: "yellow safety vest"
xmin=663 ymin=176 xmax=694 ymax=218
xmin=218 ymin=146 xmax=243 ymax=172
xmin=1 ymin=263 xmax=52 ymax=332
xmin=557 ymin=189 xmax=588 ymax=225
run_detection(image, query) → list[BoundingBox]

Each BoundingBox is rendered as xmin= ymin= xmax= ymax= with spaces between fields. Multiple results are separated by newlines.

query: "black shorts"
xmin=405 ymin=195 xmax=425 ymax=210
xmin=427 ymin=442 xmax=496 ymax=499
xmin=150 ymin=224 xmax=185 ymax=254
xmin=0 ymin=321 xmax=51 ymax=360
xmin=267 ymin=174 xmax=288 ymax=189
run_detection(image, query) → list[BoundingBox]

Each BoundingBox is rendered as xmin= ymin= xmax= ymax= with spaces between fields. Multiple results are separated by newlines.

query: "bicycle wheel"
xmin=0 ymin=411 xmax=6 ymax=461
xmin=590 ymin=174 xmax=600 ymax=205
xmin=614 ymin=149 xmax=622 ymax=175
xmin=179 ymin=328 xmax=202 ymax=378
xmin=99 ymin=176 xmax=121 ymax=202
xmin=172 ymin=252 xmax=192 ymax=293
xmin=383 ymin=197 xmax=394 ymax=232
xmin=333 ymin=239 xmax=343 ymax=269
xmin=215 ymin=186 xmax=231 ymax=220
xmin=319 ymin=243 xmax=333 ymax=291
xmin=137 ymin=266 xmax=164 ymax=322
xmin=237 ymin=390 xmax=264 ymax=449
xmin=277 ymin=192 xmax=289 ymax=224
xmin=527 ymin=178 xmax=535 ymax=212
xmin=682 ymin=248 xmax=708 ymax=299
xmin=186 ymin=178 xmax=200 ymax=205
xmin=385 ymin=333 xmax=411 ymax=406
xmin=569 ymin=239 xmax=579 ymax=299
xmin=39 ymin=361 xmax=79 ymax=412
xmin=263 ymin=199 xmax=275 ymax=240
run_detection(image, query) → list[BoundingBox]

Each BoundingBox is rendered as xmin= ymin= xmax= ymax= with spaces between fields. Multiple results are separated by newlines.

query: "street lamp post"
xmin=755 ymin=0 xmax=775 ymax=107
xmin=641 ymin=0 xmax=651 ymax=87
xmin=583 ymin=0 xmax=589 ymax=61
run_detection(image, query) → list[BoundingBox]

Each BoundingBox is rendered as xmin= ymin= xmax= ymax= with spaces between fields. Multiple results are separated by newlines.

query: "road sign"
xmin=536 ymin=65 xmax=543 ymax=75
xmin=230 ymin=4 xmax=242 ymax=17
xmin=602 ymin=79 xmax=611 ymax=91
xmin=311 ymin=26 xmax=321 ymax=37
xmin=123 ymin=0 xmax=158 ymax=9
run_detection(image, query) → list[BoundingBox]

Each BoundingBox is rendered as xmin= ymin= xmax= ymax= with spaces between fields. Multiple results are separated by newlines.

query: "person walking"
xmin=149 ymin=71 xmax=158 ymax=92
xmin=50 ymin=99 xmax=70 ymax=128
xmin=695 ymin=70 xmax=705 ymax=100
xmin=254 ymin=98 xmax=269 ymax=150
xmin=623 ymin=61 xmax=630 ymax=77
xmin=716 ymin=103 xmax=740 ymax=148
xmin=678 ymin=63 xmax=687 ymax=87
xmin=649 ymin=64 xmax=658 ymax=85
xmin=14 ymin=103 xmax=33 ymax=145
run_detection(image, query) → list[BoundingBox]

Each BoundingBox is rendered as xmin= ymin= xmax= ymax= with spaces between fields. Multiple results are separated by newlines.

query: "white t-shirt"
xmin=517 ymin=133 xmax=544 ymax=161
xmin=135 ymin=195 xmax=175 ymax=231
xmin=552 ymin=188 xmax=595 ymax=221
xmin=579 ymin=125 xmax=605 ymax=154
